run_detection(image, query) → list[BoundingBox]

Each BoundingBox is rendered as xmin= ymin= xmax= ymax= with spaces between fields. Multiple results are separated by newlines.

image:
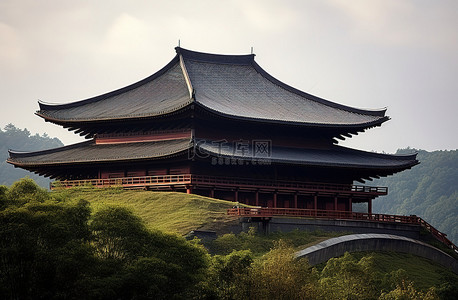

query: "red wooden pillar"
xmin=186 ymin=186 xmax=193 ymax=194
xmin=210 ymin=188 xmax=214 ymax=198
xmin=314 ymin=194 xmax=318 ymax=216
xmin=235 ymin=189 xmax=239 ymax=203
xmin=273 ymin=192 xmax=277 ymax=208
xmin=348 ymin=197 xmax=353 ymax=212
xmin=255 ymin=190 xmax=259 ymax=206
xmin=294 ymin=193 xmax=298 ymax=209
xmin=368 ymin=199 xmax=372 ymax=214
xmin=334 ymin=196 xmax=338 ymax=211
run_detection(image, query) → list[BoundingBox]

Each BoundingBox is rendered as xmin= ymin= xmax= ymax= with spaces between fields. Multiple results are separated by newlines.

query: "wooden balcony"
xmin=51 ymin=174 xmax=192 ymax=189
xmin=51 ymin=174 xmax=387 ymax=197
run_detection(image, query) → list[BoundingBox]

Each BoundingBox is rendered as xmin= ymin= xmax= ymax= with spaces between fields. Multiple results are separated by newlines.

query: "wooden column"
xmin=210 ymin=188 xmax=214 ymax=198
xmin=368 ymin=199 xmax=372 ymax=214
xmin=186 ymin=186 xmax=192 ymax=194
xmin=348 ymin=197 xmax=353 ymax=212
xmin=334 ymin=196 xmax=338 ymax=211
xmin=314 ymin=194 xmax=318 ymax=215
xmin=273 ymin=192 xmax=277 ymax=208
xmin=235 ymin=189 xmax=239 ymax=203
xmin=255 ymin=190 xmax=259 ymax=207
xmin=294 ymin=193 xmax=298 ymax=209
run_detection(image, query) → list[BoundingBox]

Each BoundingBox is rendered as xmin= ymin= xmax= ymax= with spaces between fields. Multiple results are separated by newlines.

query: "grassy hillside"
xmin=53 ymin=187 xmax=241 ymax=235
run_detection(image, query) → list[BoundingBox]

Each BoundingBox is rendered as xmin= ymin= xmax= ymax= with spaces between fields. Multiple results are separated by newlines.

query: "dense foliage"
xmin=2 ymin=179 xmax=456 ymax=299
xmin=0 ymin=178 xmax=209 ymax=299
xmin=373 ymin=149 xmax=458 ymax=244
xmin=0 ymin=124 xmax=63 ymax=187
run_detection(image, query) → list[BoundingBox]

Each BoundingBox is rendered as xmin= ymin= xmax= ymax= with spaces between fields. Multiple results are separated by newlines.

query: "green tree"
xmin=5 ymin=177 xmax=50 ymax=205
xmin=201 ymin=249 xmax=254 ymax=299
xmin=88 ymin=206 xmax=209 ymax=299
xmin=248 ymin=240 xmax=319 ymax=300
xmin=319 ymin=252 xmax=380 ymax=300
xmin=379 ymin=279 xmax=439 ymax=300
xmin=90 ymin=206 xmax=150 ymax=262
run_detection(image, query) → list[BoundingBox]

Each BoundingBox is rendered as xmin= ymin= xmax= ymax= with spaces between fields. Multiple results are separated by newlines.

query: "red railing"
xmin=51 ymin=174 xmax=192 ymax=189
xmin=51 ymin=174 xmax=387 ymax=196
xmin=227 ymin=207 xmax=458 ymax=252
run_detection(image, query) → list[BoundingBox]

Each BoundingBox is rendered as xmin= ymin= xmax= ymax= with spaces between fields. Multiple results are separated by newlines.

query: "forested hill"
xmin=373 ymin=148 xmax=458 ymax=245
xmin=0 ymin=124 xmax=63 ymax=187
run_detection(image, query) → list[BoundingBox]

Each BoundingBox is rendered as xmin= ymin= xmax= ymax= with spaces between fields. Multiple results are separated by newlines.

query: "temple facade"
xmin=7 ymin=47 xmax=418 ymax=213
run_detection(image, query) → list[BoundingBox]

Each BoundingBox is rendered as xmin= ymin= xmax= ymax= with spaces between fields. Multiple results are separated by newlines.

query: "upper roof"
xmin=36 ymin=47 xmax=388 ymax=130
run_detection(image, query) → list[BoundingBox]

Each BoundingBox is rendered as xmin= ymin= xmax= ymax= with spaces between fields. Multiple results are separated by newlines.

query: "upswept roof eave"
xmin=8 ymin=140 xmax=95 ymax=158
xmin=35 ymin=100 xmax=193 ymax=124
xmin=250 ymin=60 xmax=387 ymax=118
xmin=37 ymin=54 xmax=182 ymax=112
xmin=193 ymin=101 xmax=389 ymax=129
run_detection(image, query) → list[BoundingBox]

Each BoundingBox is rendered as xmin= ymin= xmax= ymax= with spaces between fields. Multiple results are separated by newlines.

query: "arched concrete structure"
xmin=295 ymin=233 xmax=458 ymax=274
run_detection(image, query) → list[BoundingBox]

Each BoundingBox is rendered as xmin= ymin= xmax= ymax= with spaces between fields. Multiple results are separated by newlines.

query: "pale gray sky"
xmin=1 ymin=0 xmax=457 ymax=153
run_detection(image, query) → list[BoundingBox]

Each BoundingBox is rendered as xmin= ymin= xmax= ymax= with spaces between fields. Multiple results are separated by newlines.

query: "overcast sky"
xmin=1 ymin=0 xmax=457 ymax=153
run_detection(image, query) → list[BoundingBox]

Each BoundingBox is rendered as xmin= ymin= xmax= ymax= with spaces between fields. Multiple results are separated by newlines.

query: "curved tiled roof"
xmin=8 ymin=138 xmax=192 ymax=166
xmin=36 ymin=47 xmax=388 ymax=129
xmin=37 ymin=58 xmax=191 ymax=122
xmin=8 ymin=138 xmax=418 ymax=180
xmin=197 ymin=139 xmax=418 ymax=170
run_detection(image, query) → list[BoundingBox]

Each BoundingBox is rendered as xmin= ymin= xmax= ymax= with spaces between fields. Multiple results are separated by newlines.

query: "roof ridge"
xmin=176 ymin=47 xmax=255 ymax=65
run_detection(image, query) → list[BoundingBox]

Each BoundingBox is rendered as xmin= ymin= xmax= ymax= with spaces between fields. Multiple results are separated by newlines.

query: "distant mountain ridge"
xmin=373 ymin=148 xmax=458 ymax=245
xmin=0 ymin=124 xmax=63 ymax=188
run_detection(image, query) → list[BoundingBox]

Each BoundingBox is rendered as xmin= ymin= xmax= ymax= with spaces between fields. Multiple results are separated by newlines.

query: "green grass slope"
xmin=53 ymin=187 xmax=241 ymax=235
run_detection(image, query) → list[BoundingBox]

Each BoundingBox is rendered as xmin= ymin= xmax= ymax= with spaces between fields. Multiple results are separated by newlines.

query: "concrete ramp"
xmin=295 ymin=233 xmax=458 ymax=274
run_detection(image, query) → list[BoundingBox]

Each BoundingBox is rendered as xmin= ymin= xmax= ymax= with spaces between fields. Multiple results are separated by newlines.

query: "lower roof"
xmin=197 ymin=139 xmax=418 ymax=170
xmin=8 ymin=138 xmax=191 ymax=166
xmin=8 ymin=137 xmax=418 ymax=181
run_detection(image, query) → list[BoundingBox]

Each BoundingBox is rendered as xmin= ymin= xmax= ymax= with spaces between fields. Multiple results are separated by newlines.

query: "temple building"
xmin=7 ymin=47 xmax=418 ymax=213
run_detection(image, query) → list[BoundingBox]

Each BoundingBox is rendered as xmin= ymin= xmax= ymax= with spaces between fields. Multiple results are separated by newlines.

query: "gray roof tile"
xmin=8 ymin=138 xmax=418 ymax=171
xmin=197 ymin=139 xmax=418 ymax=169
xmin=37 ymin=48 xmax=388 ymax=128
